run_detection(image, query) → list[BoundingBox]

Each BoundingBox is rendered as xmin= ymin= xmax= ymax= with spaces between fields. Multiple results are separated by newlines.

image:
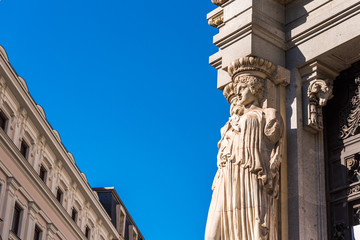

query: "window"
xmin=39 ymin=165 xmax=47 ymax=183
xmin=20 ymin=139 xmax=29 ymax=159
xmin=0 ymin=111 xmax=7 ymax=131
xmin=118 ymin=206 xmax=126 ymax=236
xmin=33 ymin=225 xmax=42 ymax=240
xmin=11 ymin=203 xmax=22 ymax=236
xmin=129 ymin=225 xmax=138 ymax=240
xmin=56 ymin=188 xmax=63 ymax=204
xmin=71 ymin=208 xmax=78 ymax=222
xmin=85 ymin=225 xmax=91 ymax=239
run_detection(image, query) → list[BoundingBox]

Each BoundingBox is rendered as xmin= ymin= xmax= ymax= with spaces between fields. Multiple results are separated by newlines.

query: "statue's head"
xmin=235 ymin=75 xmax=264 ymax=103
xmin=225 ymin=56 xmax=276 ymax=109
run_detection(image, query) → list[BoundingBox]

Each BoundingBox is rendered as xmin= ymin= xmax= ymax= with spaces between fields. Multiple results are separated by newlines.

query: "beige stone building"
xmin=206 ymin=0 xmax=360 ymax=239
xmin=0 ymin=46 xmax=144 ymax=240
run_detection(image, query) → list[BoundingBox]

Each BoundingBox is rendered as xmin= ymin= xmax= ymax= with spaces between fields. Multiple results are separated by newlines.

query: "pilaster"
xmin=1 ymin=177 xmax=20 ymax=240
xmin=11 ymin=108 xmax=27 ymax=148
xmin=46 ymin=223 xmax=57 ymax=240
xmin=31 ymin=136 xmax=46 ymax=171
xmin=23 ymin=201 xmax=40 ymax=240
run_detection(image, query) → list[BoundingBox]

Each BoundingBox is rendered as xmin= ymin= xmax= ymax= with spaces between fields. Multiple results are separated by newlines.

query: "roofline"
xmin=92 ymin=187 xmax=145 ymax=239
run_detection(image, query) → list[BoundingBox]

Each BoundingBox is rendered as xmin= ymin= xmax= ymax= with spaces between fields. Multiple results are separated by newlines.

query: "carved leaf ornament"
xmin=340 ymin=77 xmax=360 ymax=139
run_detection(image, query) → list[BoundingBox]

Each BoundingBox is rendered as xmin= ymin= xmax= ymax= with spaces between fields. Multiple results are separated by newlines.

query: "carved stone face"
xmin=238 ymin=83 xmax=257 ymax=106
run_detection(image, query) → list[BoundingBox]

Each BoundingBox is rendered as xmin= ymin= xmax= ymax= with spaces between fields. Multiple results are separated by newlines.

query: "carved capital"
xmin=212 ymin=0 xmax=229 ymax=6
xmin=228 ymin=56 xmax=276 ymax=81
xmin=208 ymin=11 xmax=223 ymax=28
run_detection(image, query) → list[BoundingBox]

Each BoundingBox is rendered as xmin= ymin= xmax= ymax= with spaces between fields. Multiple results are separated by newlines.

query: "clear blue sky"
xmin=0 ymin=1 xmax=230 ymax=239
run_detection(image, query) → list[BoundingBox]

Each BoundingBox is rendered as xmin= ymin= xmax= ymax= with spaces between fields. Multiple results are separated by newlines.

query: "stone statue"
xmin=205 ymin=57 xmax=284 ymax=240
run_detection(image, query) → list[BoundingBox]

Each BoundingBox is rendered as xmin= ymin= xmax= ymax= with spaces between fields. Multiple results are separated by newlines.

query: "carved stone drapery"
xmin=205 ymin=56 xmax=284 ymax=240
xmin=340 ymin=77 xmax=360 ymax=139
xmin=306 ymin=79 xmax=333 ymax=131
xmin=211 ymin=0 xmax=229 ymax=6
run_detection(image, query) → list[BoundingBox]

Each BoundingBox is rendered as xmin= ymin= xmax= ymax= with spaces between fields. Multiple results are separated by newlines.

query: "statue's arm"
xmin=264 ymin=109 xmax=284 ymax=144
xmin=264 ymin=109 xmax=284 ymax=173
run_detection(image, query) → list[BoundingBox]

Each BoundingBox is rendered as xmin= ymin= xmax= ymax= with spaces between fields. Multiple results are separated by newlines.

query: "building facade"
xmin=0 ymin=46 xmax=143 ymax=240
xmin=206 ymin=0 xmax=360 ymax=239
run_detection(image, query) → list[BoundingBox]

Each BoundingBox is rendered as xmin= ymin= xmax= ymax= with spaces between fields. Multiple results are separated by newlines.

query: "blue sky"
xmin=0 ymin=1 xmax=230 ymax=239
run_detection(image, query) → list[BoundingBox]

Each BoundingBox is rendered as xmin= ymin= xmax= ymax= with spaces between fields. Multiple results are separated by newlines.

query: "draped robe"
xmin=205 ymin=108 xmax=283 ymax=240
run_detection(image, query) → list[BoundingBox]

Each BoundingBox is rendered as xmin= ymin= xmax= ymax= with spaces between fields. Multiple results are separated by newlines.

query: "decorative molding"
xmin=208 ymin=11 xmax=223 ymax=28
xmin=306 ymin=79 xmax=333 ymax=131
xmin=18 ymin=76 xmax=28 ymax=92
xmin=346 ymin=154 xmax=360 ymax=183
xmin=299 ymin=61 xmax=338 ymax=133
xmin=0 ymin=45 xmax=9 ymax=62
xmin=211 ymin=0 xmax=229 ymax=6
xmin=340 ymin=77 xmax=360 ymax=139
xmin=228 ymin=56 xmax=277 ymax=81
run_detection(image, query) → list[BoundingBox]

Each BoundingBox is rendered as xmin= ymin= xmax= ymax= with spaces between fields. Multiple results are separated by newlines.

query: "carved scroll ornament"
xmin=306 ymin=79 xmax=333 ymax=131
xmin=340 ymin=77 xmax=360 ymax=139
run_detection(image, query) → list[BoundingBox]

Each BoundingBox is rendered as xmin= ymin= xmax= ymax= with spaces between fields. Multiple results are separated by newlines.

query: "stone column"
xmin=0 ymin=177 xmax=20 ymax=240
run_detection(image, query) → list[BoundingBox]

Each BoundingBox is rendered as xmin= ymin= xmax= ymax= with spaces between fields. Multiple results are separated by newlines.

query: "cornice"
xmin=287 ymin=1 xmax=360 ymax=49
